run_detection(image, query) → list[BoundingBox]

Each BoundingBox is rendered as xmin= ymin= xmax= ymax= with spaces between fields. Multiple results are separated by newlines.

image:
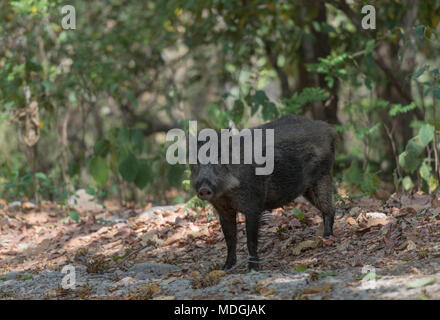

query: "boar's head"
xmin=189 ymin=130 xmax=240 ymax=201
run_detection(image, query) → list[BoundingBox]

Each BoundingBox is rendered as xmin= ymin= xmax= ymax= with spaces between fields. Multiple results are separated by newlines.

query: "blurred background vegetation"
xmin=1 ymin=0 xmax=440 ymax=207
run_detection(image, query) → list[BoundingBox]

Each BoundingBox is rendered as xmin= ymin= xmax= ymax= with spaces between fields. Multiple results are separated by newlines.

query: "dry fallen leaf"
xmin=207 ymin=270 xmax=226 ymax=278
xmin=407 ymin=240 xmax=417 ymax=251
xmin=260 ymin=287 xmax=275 ymax=296
xmin=346 ymin=217 xmax=357 ymax=226
xmin=292 ymin=239 xmax=321 ymax=256
xmin=231 ymin=278 xmax=244 ymax=285
xmin=302 ymin=283 xmax=333 ymax=294
xmin=188 ymin=271 xmax=200 ymax=277
xmin=374 ymin=189 xmax=391 ymax=201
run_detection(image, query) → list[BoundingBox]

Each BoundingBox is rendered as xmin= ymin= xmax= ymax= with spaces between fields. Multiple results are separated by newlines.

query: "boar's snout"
xmin=197 ymin=186 xmax=214 ymax=200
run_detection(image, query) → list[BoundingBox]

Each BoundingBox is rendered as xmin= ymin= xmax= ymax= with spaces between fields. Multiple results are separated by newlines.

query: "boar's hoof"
xmin=323 ymin=230 xmax=333 ymax=238
xmin=222 ymin=261 xmax=236 ymax=271
xmin=248 ymin=261 xmax=259 ymax=271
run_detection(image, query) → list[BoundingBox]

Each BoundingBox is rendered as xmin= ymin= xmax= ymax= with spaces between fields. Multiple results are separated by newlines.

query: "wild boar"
xmin=190 ymin=114 xmax=337 ymax=270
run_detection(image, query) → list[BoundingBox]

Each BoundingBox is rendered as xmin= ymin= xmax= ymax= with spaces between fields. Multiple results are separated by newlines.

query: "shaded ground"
xmin=1 ymin=191 xmax=440 ymax=300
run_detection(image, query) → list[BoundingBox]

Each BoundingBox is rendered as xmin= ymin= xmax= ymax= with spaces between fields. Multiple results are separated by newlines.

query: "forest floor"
xmin=1 ymin=190 xmax=440 ymax=300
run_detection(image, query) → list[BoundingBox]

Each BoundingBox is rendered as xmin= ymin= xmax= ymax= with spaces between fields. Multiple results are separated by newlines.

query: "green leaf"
xmin=418 ymin=124 xmax=434 ymax=147
xmin=118 ymin=153 xmax=139 ymax=183
xmin=362 ymin=272 xmax=381 ymax=281
xmin=399 ymin=151 xmax=421 ymax=174
xmin=413 ymin=64 xmax=429 ymax=79
xmin=69 ymin=211 xmax=79 ymax=222
xmin=292 ymin=208 xmax=304 ymax=220
xmin=343 ymin=162 xmax=363 ymax=186
xmin=406 ymin=277 xmax=436 ymax=288
xmin=85 ymin=187 xmax=96 ymax=196
xmin=230 ymin=100 xmax=244 ymax=124
xmin=319 ymin=271 xmax=338 ymax=278
xmin=89 ymin=157 xmax=109 ymax=187
xmin=117 ymin=128 xmax=131 ymax=147
xmin=365 ymin=39 xmax=375 ymax=55
xmin=428 ymin=175 xmax=439 ymax=193
xmin=402 ymin=176 xmax=414 ymax=191
xmin=360 ymin=170 xmax=379 ymax=195
xmin=134 ymin=159 xmax=152 ymax=189
xmin=252 ymin=90 xmax=268 ymax=106
xmin=419 ymin=162 xmax=432 ymax=181
xmin=294 ymin=264 xmax=308 ymax=272
xmin=167 ymin=164 xmax=185 ymax=188
xmin=389 ymin=103 xmax=417 ymax=117
xmin=433 ymin=87 xmax=440 ymax=100
xmin=130 ymin=129 xmax=144 ymax=152
xmin=406 ymin=139 xmax=424 ymax=156
xmin=35 ymin=172 xmax=48 ymax=180
xmin=262 ymin=101 xmax=279 ymax=121
xmin=94 ymin=139 xmax=111 ymax=157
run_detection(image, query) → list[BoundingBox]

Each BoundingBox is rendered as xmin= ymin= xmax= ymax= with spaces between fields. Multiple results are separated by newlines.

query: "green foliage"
xmin=68 ymin=211 xmax=79 ymax=222
xmin=1 ymin=0 xmax=440 ymax=205
xmin=89 ymin=157 xmax=109 ymax=188
xmin=2 ymin=169 xmax=33 ymax=200
xmin=291 ymin=208 xmax=304 ymax=220
xmin=388 ymin=103 xmax=417 ymax=117
xmin=306 ymin=53 xmax=349 ymax=88
xmin=184 ymin=195 xmax=208 ymax=212
xmin=342 ymin=162 xmax=380 ymax=195
xmin=281 ymin=88 xmax=329 ymax=115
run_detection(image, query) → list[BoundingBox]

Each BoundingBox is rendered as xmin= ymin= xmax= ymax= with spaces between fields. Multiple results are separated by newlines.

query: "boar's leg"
xmin=218 ymin=212 xmax=237 ymax=270
xmin=244 ymin=212 xmax=260 ymax=271
xmin=304 ymin=175 xmax=335 ymax=237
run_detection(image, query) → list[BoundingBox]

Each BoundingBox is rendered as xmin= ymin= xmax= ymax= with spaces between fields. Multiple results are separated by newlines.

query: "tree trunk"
xmin=298 ymin=0 xmax=339 ymax=124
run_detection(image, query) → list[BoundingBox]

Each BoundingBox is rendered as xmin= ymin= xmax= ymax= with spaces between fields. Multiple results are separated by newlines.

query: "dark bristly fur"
xmin=190 ymin=114 xmax=337 ymax=271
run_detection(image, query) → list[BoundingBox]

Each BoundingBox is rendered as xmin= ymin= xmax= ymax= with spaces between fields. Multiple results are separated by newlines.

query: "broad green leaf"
xmin=35 ymin=172 xmax=48 ymax=180
xmin=230 ymin=100 xmax=244 ymax=124
xmin=292 ymin=208 xmax=304 ymax=220
xmin=365 ymin=39 xmax=375 ymax=55
xmin=252 ymin=90 xmax=268 ymax=106
xmin=418 ymin=124 xmax=434 ymax=147
xmin=167 ymin=164 xmax=185 ymax=188
xmin=94 ymin=139 xmax=111 ymax=157
xmin=69 ymin=211 xmax=79 ymax=222
xmin=131 ymin=129 xmax=144 ymax=152
xmin=399 ymin=151 xmax=421 ymax=174
xmin=428 ymin=175 xmax=439 ymax=193
xmin=294 ymin=264 xmax=308 ymax=272
xmin=402 ymin=176 xmax=414 ymax=191
xmin=134 ymin=159 xmax=152 ymax=189
xmin=434 ymin=87 xmax=440 ymax=100
xmin=118 ymin=153 xmax=139 ymax=182
xmin=406 ymin=139 xmax=424 ymax=156
xmin=262 ymin=101 xmax=279 ymax=121
xmin=89 ymin=157 xmax=109 ymax=187
xmin=419 ymin=162 xmax=431 ymax=181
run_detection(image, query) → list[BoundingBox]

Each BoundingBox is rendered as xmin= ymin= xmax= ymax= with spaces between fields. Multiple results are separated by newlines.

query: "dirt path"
xmin=1 ymin=192 xmax=440 ymax=299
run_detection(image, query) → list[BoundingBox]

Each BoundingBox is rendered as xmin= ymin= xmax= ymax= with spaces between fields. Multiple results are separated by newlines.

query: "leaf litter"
xmin=1 ymin=191 xmax=440 ymax=299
